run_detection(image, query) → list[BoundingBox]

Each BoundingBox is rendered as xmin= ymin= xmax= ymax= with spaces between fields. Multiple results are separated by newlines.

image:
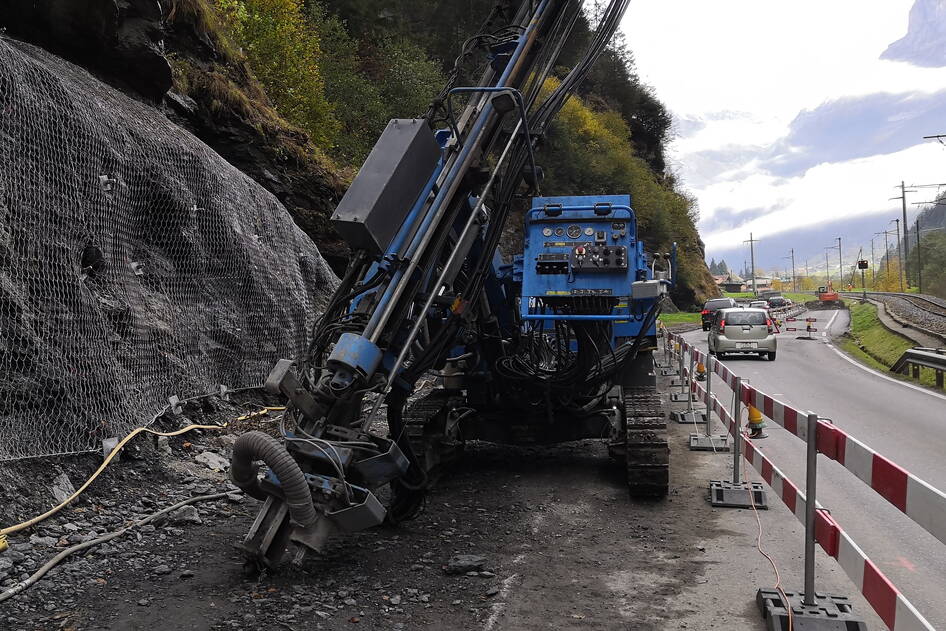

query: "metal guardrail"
xmin=892 ymin=347 xmax=946 ymax=389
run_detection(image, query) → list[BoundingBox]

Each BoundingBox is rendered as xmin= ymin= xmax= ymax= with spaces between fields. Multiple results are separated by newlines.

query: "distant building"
xmin=747 ymin=276 xmax=773 ymax=291
xmin=715 ymin=273 xmax=745 ymax=293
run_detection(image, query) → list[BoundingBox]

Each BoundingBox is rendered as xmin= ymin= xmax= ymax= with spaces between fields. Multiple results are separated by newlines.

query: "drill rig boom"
xmin=228 ymin=0 xmax=673 ymax=572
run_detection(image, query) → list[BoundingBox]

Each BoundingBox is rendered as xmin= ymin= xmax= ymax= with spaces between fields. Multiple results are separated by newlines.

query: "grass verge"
xmin=658 ymin=312 xmax=701 ymax=325
xmin=839 ymin=302 xmax=937 ymax=387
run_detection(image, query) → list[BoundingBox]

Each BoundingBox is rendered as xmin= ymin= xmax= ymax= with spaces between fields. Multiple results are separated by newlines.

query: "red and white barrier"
xmin=674 ymin=333 xmax=946 ymax=549
xmin=668 ymin=332 xmax=941 ymax=630
xmin=741 ymin=438 xmax=934 ymax=631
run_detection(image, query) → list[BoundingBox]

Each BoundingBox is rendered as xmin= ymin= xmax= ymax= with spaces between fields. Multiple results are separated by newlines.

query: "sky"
xmin=621 ymin=0 xmax=946 ymax=274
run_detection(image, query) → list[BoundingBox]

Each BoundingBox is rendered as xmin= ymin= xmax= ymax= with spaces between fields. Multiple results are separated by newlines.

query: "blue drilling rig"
xmin=228 ymin=0 xmax=675 ymax=570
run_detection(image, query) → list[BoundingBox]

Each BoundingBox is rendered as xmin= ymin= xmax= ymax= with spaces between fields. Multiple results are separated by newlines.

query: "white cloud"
xmin=620 ymin=0 xmax=946 ymax=264
xmin=699 ymin=143 xmax=946 ymax=251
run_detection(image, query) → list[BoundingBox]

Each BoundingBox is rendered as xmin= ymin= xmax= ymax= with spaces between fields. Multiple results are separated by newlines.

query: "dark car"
xmin=767 ymin=296 xmax=788 ymax=308
xmin=701 ymin=297 xmax=737 ymax=331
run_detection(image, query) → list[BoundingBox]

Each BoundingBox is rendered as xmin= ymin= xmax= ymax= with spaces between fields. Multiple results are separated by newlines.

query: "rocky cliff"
xmin=0 ymin=37 xmax=337 ymax=460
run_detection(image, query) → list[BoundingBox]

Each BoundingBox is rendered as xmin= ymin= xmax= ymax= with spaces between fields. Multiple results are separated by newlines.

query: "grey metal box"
xmin=331 ymin=119 xmax=441 ymax=255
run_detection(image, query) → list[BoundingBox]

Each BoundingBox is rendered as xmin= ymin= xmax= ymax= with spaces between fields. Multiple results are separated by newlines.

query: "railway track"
xmin=840 ymin=290 xmax=946 ymax=337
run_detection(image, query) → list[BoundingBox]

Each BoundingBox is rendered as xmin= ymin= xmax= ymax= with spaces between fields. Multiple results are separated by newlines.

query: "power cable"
xmin=0 ymin=491 xmax=234 ymax=603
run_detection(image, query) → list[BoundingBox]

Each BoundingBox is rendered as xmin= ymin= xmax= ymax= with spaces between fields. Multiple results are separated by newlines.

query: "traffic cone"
xmin=696 ymin=361 xmax=706 ymax=381
xmin=747 ymin=404 xmax=767 ymax=439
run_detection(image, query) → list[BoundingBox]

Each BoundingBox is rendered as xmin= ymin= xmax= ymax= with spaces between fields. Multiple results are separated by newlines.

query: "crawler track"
xmin=623 ymin=384 xmax=669 ymax=498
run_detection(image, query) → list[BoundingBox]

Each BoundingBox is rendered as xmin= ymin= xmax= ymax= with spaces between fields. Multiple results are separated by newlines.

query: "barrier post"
xmin=757 ymin=413 xmax=866 ymax=629
xmin=731 ymin=376 xmax=742 ymax=484
xmin=803 ymin=412 xmax=818 ymax=605
xmin=710 ymin=376 xmax=765 ymax=507
xmin=659 ymin=335 xmax=679 ymax=376
xmin=689 ymin=354 xmax=730 ymax=451
xmin=671 ymin=346 xmax=697 ymax=404
xmin=704 ymin=358 xmax=713 ymax=436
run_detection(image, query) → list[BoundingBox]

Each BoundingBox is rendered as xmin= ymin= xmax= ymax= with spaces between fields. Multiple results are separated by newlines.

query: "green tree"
xmin=215 ymin=0 xmax=339 ymax=147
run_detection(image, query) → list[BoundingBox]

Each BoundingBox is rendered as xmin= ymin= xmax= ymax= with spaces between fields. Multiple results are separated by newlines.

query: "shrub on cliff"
xmin=214 ymin=0 xmax=339 ymax=147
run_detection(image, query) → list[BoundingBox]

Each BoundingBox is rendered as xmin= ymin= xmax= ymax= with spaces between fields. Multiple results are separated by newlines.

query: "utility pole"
xmin=790 ymin=248 xmax=796 ymax=292
xmin=836 ymin=237 xmax=842 ymax=288
xmin=892 ymin=218 xmax=904 ymax=292
xmin=915 ymin=216 xmax=922 ymax=294
xmin=899 ymin=182 xmax=910 ymax=286
xmin=875 ymin=230 xmax=891 ymax=277
xmin=824 ymin=249 xmax=830 ymax=285
xmin=744 ymin=233 xmax=759 ymax=296
xmin=870 ymin=237 xmax=876 ymax=288
xmin=783 ymin=251 xmax=796 ymax=292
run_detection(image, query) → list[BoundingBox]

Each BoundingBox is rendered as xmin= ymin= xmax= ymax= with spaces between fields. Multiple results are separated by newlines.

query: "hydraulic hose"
xmin=230 ymin=431 xmax=317 ymax=527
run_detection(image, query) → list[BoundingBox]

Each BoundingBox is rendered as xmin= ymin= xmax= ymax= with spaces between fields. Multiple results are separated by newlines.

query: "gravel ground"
xmin=0 ymin=369 xmax=882 ymax=631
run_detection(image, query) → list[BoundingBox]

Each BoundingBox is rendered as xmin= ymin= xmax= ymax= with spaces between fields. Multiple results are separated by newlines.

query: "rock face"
xmin=882 ymin=0 xmax=946 ymax=68
xmin=0 ymin=0 xmax=172 ymax=100
xmin=0 ymin=38 xmax=338 ymax=461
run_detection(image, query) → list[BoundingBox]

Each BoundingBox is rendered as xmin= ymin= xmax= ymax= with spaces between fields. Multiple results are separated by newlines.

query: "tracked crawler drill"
xmin=228 ymin=0 xmax=675 ymax=571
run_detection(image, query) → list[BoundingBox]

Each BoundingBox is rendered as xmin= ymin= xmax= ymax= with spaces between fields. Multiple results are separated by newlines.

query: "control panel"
xmin=521 ymin=195 xmax=639 ymax=302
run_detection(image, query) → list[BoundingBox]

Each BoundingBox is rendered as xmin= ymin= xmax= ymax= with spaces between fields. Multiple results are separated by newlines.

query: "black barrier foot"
xmin=756 ymin=589 xmax=867 ymax=630
xmin=671 ymin=410 xmax=704 ymax=424
xmin=709 ymin=480 xmax=767 ymax=509
xmin=689 ymin=434 xmax=731 ymax=451
xmin=670 ymin=392 xmax=698 ymax=403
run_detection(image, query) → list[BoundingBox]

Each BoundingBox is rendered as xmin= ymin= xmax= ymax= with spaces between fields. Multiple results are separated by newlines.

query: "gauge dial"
xmin=542 ymin=227 xmax=553 ymax=237
xmin=584 ymin=226 xmax=594 ymax=236
xmin=554 ymin=227 xmax=565 ymax=236
xmin=566 ymin=225 xmax=582 ymax=238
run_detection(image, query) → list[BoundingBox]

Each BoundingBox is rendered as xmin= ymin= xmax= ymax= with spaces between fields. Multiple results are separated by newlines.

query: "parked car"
xmin=767 ymin=296 xmax=788 ymax=308
xmin=708 ymin=307 xmax=777 ymax=360
xmin=701 ymin=297 xmax=737 ymax=331
xmin=749 ymin=300 xmax=768 ymax=309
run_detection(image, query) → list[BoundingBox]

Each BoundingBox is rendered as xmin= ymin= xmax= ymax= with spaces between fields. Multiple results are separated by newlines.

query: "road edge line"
xmin=824 ymin=342 xmax=946 ymax=402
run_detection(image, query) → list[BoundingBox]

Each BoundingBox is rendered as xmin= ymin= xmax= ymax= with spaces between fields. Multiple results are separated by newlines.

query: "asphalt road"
xmin=682 ymin=309 xmax=946 ymax=629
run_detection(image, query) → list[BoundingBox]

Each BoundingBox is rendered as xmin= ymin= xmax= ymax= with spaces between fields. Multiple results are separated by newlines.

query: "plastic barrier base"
xmin=756 ymin=589 xmax=866 ymax=630
xmin=670 ymin=392 xmax=698 ymax=403
xmin=671 ymin=410 xmax=704 ymax=424
xmin=689 ymin=433 xmax=731 ymax=451
xmin=709 ymin=480 xmax=768 ymax=509
xmin=670 ymin=378 xmax=688 ymax=387
xmin=659 ymin=367 xmax=679 ymax=376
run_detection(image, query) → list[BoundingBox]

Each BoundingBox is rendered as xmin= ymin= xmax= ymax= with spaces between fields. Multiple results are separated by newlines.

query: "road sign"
xmin=857 ymin=259 xmax=869 ymax=269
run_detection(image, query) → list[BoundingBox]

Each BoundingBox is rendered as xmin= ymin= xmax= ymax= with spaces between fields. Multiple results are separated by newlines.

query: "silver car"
xmin=708 ymin=308 xmax=777 ymax=360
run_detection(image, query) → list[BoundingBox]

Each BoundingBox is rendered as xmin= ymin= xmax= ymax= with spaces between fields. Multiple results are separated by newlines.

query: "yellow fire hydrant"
xmin=747 ymin=404 xmax=767 ymax=439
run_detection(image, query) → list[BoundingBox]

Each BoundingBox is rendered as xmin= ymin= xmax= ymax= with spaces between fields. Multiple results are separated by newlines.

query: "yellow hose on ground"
xmin=0 ymin=405 xmax=285 ymax=538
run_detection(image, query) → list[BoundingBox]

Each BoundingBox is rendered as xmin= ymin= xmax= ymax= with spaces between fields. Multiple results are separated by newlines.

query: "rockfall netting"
xmin=0 ymin=38 xmax=338 ymax=461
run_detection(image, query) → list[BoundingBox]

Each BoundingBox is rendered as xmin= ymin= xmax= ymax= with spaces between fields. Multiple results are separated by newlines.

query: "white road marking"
xmin=820 ymin=309 xmax=840 ymax=341
xmin=825 ymin=343 xmax=946 ymax=402
xmin=482 ymin=573 xmax=521 ymax=631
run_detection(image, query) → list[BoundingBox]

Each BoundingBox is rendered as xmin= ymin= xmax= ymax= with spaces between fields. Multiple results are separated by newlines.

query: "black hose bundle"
xmin=230 ymin=431 xmax=317 ymax=527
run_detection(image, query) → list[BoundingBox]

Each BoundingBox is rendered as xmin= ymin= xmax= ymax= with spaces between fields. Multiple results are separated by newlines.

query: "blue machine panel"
xmin=522 ymin=195 xmax=638 ymax=303
xmin=519 ymin=195 xmax=657 ymax=339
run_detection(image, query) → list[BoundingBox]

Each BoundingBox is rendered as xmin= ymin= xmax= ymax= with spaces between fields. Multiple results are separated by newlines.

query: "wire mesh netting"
xmin=0 ymin=38 xmax=338 ymax=461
